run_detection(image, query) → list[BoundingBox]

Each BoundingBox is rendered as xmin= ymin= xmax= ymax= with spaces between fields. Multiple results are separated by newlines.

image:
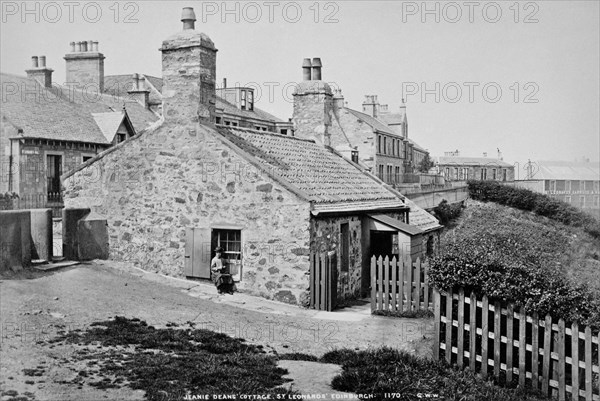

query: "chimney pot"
xmin=39 ymin=56 xmax=46 ymax=68
xmin=181 ymin=7 xmax=197 ymax=30
xmin=312 ymin=57 xmax=322 ymax=80
xmin=75 ymin=42 xmax=81 ymax=52
xmin=70 ymin=42 xmax=76 ymax=52
xmin=82 ymin=41 xmax=88 ymax=52
xmin=31 ymin=56 xmax=39 ymax=68
xmin=88 ymin=40 xmax=93 ymax=52
xmin=93 ymin=41 xmax=99 ymax=51
xmin=302 ymin=58 xmax=312 ymax=81
xmin=223 ymin=78 xmax=227 ymax=88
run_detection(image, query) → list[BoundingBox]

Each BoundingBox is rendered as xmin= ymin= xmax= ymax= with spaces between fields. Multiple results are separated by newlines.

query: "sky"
xmin=1 ymin=1 xmax=599 ymax=172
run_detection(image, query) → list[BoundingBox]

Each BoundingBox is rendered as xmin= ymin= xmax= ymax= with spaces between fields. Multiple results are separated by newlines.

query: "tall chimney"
xmin=312 ymin=57 xmax=322 ymax=80
xmin=161 ymin=7 xmax=217 ymax=124
xmin=362 ymin=95 xmax=379 ymax=118
xmin=302 ymin=58 xmax=312 ymax=81
xmin=333 ymin=88 xmax=345 ymax=118
xmin=26 ymin=55 xmax=53 ymax=88
xmin=64 ymin=40 xmax=105 ymax=92
xmin=292 ymin=57 xmax=333 ymax=146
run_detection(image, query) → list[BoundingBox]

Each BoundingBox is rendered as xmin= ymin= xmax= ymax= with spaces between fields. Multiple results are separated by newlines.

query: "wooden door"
xmin=184 ymin=227 xmax=211 ymax=278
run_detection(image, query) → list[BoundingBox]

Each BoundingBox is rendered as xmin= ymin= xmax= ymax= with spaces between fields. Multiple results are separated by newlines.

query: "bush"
xmin=467 ymin=181 xmax=600 ymax=239
xmin=430 ymin=202 xmax=600 ymax=329
xmin=433 ymin=199 xmax=463 ymax=225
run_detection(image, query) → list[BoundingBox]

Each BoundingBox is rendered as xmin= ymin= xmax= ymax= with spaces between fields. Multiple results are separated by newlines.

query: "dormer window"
xmin=240 ymin=89 xmax=254 ymax=111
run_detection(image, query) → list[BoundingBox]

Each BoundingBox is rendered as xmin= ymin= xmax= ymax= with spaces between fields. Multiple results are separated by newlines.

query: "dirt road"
xmin=0 ymin=262 xmax=433 ymax=400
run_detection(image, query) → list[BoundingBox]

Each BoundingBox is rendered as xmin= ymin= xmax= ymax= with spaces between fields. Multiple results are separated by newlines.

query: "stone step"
xmin=33 ymin=260 xmax=79 ymax=272
xmin=31 ymin=259 xmax=49 ymax=266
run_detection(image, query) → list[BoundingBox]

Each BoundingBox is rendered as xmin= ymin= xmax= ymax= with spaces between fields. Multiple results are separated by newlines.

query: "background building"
xmin=435 ymin=150 xmax=515 ymax=184
xmin=512 ymin=160 xmax=600 ymax=215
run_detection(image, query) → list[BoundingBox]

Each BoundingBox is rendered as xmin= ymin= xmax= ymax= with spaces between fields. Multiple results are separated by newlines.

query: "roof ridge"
xmin=221 ymin=125 xmax=316 ymax=143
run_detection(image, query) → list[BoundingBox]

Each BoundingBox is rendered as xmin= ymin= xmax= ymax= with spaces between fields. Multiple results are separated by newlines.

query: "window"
xmin=571 ymin=181 xmax=580 ymax=191
xmin=565 ymin=180 xmax=571 ymax=192
xmin=377 ymin=135 xmax=382 ymax=154
xmin=117 ymin=133 xmax=127 ymax=143
xmin=386 ymin=165 xmax=393 ymax=183
xmin=340 ymin=223 xmax=349 ymax=273
xmin=46 ymin=154 xmax=62 ymax=201
xmin=241 ymin=90 xmax=247 ymax=110
xmin=481 ymin=169 xmax=487 ymax=180
xmin=247 ymin=90 xmax=254 ymax=111
xmin=216 ymin=117 xmax=222 ymax=124
xmin=383 ymin=137 xmax=387 ymax=155
xmin=280 ymin=129 xmax=288 ymax=135
xmin=82 ymin=156 xmax=93 ymax=163
xmin=492 ymin=169 xmax=497 ymax=180
xmin=211 ymin=229 xmax=242 ymax=276
xmin=580 ymin=196 xmax=585 ymax=207
xmin=454 ymin=168 xmax=459 ymax=179
xmin=594 ymin=196 xmax=599 ymax=207
xmin=395 ymin=166 xmax=400 ymax=183
xmin=445 ymin=167 xmax=450 ymax=178
xmin=378 ymin=164 xmax=384 ymax=180
xmin=565 ymin=196 xmax=571 ymax=204
xmin=556 ymin=180 xmax=565 ymax=191
xmin=503 ymin=169 xmax=507 ymax=181
xmin=351 ymin=150 xmax=359 ymax=164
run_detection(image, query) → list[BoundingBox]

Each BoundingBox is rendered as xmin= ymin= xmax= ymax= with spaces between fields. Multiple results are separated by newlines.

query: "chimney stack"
xmin=302 ymin=58 xmax=312 ymax=81
xmin=362 ymin=95 xmax=380 ymax=118
xmin=161 ymin=7 xmax=217 ymax=124
xmin=311 ymin=57 xmax=322 ymax=80
xmin=292 ymin=57 xmax=333 ymax=146
xmin=333 ymin=88 xmax=345 ymax=117
xmin=128 ymin=73 xmax=150 ymax=109
xmin=64 ymin=40 xmax=105 ymax=92
xmin=26 ymin=55 xmax=53 ymax=88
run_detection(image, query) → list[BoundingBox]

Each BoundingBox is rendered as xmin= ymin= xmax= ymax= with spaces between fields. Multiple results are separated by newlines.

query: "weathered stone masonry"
xmin=63 ymin=122 xmax=312 ymax=304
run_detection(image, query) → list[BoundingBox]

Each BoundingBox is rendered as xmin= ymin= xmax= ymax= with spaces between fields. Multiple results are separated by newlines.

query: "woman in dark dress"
xmin=210 ymin=247 xmax=236 ymax=294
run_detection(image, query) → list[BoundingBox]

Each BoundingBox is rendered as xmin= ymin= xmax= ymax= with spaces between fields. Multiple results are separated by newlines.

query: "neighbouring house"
xmin=314 ymin=86 xmax=431 ymax=186
xmin=62 ymin=8 xmax=442 ymax=306
xmin=512 ymin=160 xmax=600 ymax=214
xmin=434 ymin=150 xmax=515 ymax=183
xmin=102 ymin=74 xmax=294 ymax=135
xmin=0 ymin=56 xmax=158 ymax=216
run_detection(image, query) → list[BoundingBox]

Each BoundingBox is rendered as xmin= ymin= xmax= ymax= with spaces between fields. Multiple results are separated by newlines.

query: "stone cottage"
xmin=62 ymin=8 xmax=441 ymax=305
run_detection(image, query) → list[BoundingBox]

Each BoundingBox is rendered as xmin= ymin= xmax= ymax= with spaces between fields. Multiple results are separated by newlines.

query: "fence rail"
xmin=434 ymin=289 xmax=600 ymax=400
xmin=370 ymin=255 xmax=432 ymax=313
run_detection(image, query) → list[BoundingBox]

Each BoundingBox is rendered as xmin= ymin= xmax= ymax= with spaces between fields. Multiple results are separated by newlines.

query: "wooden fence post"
xmin=445 ymin=291 xmax=453 ymax=363
xmin=370 ymin=256 xmax=376 ymax=313
xmin=415 ymin=258 xmax=421 ymax=310
xmin=571 ymin=322 xmax=579 ymax=400
xmin=542 ymin=315 xmax=552 ymax=396
xmin=391 ymin=256 xmax=397 ymax=312
xmin=532 ymin=312 xmax=540 ymax=391
xmin=469 ymin=291 xmax=477 ymax=371
xmin=457 ymin=289 xmax=465 ymax=368
xmin=557 ymin=318 xmax=565 ymax=401
xmin=494 ymin=302 xmax=501 ymax=378
xmin=481 ymin=295 xmax=489 ymax=379
xmin=585 ymin=326 xmax=592 ymax=400
xmin=518 ymin=308 xmax=526 ymax=388
xmin=383 ymin=256 xmax=390 ymax=311
xmin=433 ymin=289 xmax=441 ymax=361
xmin=507 ymin=304 xmax=514 ymax=384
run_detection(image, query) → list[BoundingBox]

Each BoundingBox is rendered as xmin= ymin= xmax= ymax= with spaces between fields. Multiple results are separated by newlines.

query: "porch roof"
xmin=368 ymin=214 xmax=424 ymax=236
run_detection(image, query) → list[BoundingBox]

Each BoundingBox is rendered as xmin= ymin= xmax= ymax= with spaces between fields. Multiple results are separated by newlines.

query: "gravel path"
xmin=0 ymin=262 xmax=433 ymax=400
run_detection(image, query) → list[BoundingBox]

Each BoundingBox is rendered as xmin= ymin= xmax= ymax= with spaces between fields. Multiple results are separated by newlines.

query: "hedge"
xmin=467 ymin=180 xmax=600 ymax=238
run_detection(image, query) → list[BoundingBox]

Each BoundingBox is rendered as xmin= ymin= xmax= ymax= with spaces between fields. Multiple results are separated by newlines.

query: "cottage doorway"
xmin=370 ymin=231 xmax=394 ymax=259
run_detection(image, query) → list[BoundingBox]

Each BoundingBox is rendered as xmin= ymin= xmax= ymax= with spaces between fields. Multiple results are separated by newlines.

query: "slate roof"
xmin=379 ymin=110 xmax=406 ymax=125
xmin=216 ymin=97 xmax=286 ymax=123
xmin=92 ymin=112 xmax=133 ymax=143
xmin=369 ymin=214 xmax=423 ymax=235
xmin=404 ymin=197 xmax=443 ymax=232
xmin=533 ymin=161 xmax=600 ymax=181
xmin=217 ymin=127 xmax=406 ymax=212
xmin=345 ymin=108 xmax=398 ymax=136
xmin=436 ymin=156 xmax=513 ymax=168
xmin=104 ymin=74 xmax=163 ymax=105
xmin=0 ymin=73 xmax=109 ymax=144
xmin=408 ymin=138 xmax=428 ymax=153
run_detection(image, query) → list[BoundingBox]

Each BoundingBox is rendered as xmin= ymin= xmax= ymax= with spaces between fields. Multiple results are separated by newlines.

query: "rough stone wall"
xmin=64 ymin=53 xmax=105 ymax=92
xmin=309 ymin=215 xmax=363 ymax=300
xmin=63 ymin=122 xmax=312 ymax=305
